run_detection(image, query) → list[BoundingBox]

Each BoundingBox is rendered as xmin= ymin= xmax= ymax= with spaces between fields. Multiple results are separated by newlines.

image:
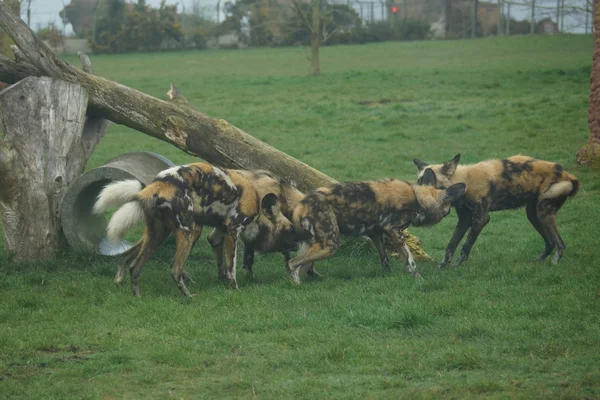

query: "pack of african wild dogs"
xmin=93 ymin=154 xmax=579 ymax=297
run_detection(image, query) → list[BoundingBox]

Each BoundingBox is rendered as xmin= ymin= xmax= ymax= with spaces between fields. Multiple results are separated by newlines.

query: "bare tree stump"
xmin=0 ymin=77 xmax=103 ymax=261
xmin=578 ymin=0 xmax=600 ymax=167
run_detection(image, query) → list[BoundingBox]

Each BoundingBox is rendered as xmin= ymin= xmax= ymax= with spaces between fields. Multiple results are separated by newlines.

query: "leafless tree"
xmin=289 ymin=0 xmax=340 ymax=75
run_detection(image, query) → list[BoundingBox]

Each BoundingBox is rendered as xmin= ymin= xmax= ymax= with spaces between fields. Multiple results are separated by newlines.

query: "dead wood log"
xmin=0 ymin=77 xmax=107 ymax=260
xmin=0 ymin=2 xmax=429 ymax=260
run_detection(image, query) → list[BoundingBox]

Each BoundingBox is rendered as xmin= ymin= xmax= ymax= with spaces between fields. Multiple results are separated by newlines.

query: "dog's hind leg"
xmin=537 ymin=201 xmax=567 ymax=265
xmin=171 ymin=227 xmax=201 ymax=297
xmin=115 ymin=241 xmax=142 ymax=284
xmin=129 ymin=223 xmax=169 ymax=297
xmin=526 ymin=202 xmax=554 ymax=261
xmin=173 ymin=225 xmax=203 ymax=285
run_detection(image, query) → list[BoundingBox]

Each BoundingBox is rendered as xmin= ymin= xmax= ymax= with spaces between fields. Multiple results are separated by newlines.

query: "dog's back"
xmin=418 ymin=155 xmax=579 ymax=211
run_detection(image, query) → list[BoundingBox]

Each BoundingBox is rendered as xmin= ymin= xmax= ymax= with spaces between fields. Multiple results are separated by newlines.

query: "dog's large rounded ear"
xmin=441 ymin=153 xmax=461 ymax=177
xmin=413 ymin=158 xmax=429 ymax=172
xmin=260 ymin=193 xmax=280 ymax=219
xmin=444 ymin=183 xmax=466 ymax=203
xmin=419 ymin=168 xmax=437 ymax=186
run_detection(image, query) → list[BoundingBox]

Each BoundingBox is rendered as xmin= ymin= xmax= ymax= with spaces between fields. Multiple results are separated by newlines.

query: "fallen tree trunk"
xmin=0 ymin=2 xmax=429 ymax=260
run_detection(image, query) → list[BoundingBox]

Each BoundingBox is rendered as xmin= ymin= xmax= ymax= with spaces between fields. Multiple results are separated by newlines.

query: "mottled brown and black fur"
xmin=206 ymin=170 xmax=304 ymax=280
xmin=93 ymin=162 xmax=290 ymax=297
xmin=287 ymin=172 xmax=466 ymax=284
xmin=413 ymin=154 xmax=579 ymax=267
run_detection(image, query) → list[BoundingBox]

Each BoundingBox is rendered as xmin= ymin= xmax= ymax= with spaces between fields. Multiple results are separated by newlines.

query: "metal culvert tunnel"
xmin=60 ymin=152 xmax=175 ymax=256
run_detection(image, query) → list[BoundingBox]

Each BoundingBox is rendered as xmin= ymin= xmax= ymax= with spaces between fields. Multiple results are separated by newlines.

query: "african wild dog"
xmin=206 ymin=170 xmax=304 ymax=280
xmin=413 ymin=154 xmax=579 ymax=267
xmin=287 ymin=170 xmax=467 ymax=284
xmin=93 ymin=162 xmax=290 ymax=297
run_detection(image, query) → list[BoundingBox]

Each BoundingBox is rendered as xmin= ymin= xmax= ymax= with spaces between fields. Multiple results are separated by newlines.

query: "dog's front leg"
xmin=368 ymin=234 xmax=390 ymax=272
xmin=288 ymin=242 xmax=335 ymax=284
xmin=386 ymin=228 xmax=421 ymax=278
xmin=456 ymin=207 xmax=489 ymax=266
xmin=243 ymin=243 xmax=255 ymax=278
xmin=440 ymin=207 xmax=472 ymax=268
xmin=207 ymin=228 xmax=227 ymax=280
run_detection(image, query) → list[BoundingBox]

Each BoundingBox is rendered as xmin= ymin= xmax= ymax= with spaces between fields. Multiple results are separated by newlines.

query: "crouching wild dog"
xmin=287 ymin=171 xmax=466 ymax=284
xmin=206 ymin=170 xmax=302 ymax=280
xmin=93 ymin=163 xmax=292 ymax=296
xmin=413 ymin=154 xmax=579 ymax=267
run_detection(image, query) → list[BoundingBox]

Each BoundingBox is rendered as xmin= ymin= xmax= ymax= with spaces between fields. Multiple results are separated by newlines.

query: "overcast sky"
xmin=25 ymin=0 xmax=589 ymax=35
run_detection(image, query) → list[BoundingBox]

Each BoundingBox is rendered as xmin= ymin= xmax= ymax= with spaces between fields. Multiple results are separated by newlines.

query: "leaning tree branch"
xmin=0 ymin=53 xmax=40 ymax=82
xmin=0 ymin=1 xmax=333 ymax=192
xmin=0 ymin=1 xmax=430 ymax=259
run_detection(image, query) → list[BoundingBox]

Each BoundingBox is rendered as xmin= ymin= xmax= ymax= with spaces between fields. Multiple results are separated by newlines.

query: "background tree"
xmin=0 ymin=0 xmax=20 ymax=55
xmin=60 ymin=0 xmax=100 ymax=38
xmin=91 ymin=0 xmax=184 ymax=53
xmin=289 ymin=0 xmax=345 ymax=75
xmin=36 ymin=22 xmax=65 ymax=50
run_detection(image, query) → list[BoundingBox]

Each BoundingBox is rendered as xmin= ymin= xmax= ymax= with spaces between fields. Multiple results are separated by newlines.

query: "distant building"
xmin=393 ymin=0 xmax=499 ymax=37
xmin=539 ymin=18 xmax=559 ymax=34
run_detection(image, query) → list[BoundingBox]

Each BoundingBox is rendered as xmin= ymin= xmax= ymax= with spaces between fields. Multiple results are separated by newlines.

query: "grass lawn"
xmin=1 ymin=35 xmax=599 ymax=398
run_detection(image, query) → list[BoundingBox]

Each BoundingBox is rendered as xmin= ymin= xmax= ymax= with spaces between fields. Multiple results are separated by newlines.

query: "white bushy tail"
xmin=107 ymin=201 xmax=144 ymax=242
xmin=93 ymin=179 xmax=145 ymax=242
xmin=539 ymin=181 xmax=574 ymax=201
xmin=93 ymin=180 xmax=143 ymax=214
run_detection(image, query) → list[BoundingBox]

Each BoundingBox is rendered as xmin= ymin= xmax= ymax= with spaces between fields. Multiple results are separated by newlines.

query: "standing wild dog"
xmin=93 ymin=162 xmax=291 ymax=297
xmin=206 ymin=170 xmax=304 ymax=280
xmin=413 ymin=154 xmax=579 ymax=267
xmin=287 ymin=170 xmax=467 ymax=284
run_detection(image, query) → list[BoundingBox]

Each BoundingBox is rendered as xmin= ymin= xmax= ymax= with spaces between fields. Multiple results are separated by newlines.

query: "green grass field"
xmin=1 ymin=35 xmax=599 ymax=398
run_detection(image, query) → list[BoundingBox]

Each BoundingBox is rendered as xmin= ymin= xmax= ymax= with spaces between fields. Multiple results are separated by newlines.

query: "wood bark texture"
xmin=0 ymin=77 xmax=90 ymax=260
xmin=0 ymin=2 xmax=429 ymax=260
xmin=578 ymin=0 xmax=600 ymax=167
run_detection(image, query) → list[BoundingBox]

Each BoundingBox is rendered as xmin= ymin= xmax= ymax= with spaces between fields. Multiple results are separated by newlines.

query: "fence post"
xmin=530 ymin=0 xmax=535 ymax=34
xmin=560 ymin=0 xmax=564 ymax=32
xmin=370 ymin=1 xmax=375 ymax=22
xmin=505 ymin=2 xmax=510 ymax=34
xmin=585 ymin=6 xmax=590 ymax=34
xmin=497 ymin=0 xmax=503 ymax=35
xmin=472 ymin=0 xmax=478 ymax=38
xmin=555 ymin=0 xmax=560 ymax=30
